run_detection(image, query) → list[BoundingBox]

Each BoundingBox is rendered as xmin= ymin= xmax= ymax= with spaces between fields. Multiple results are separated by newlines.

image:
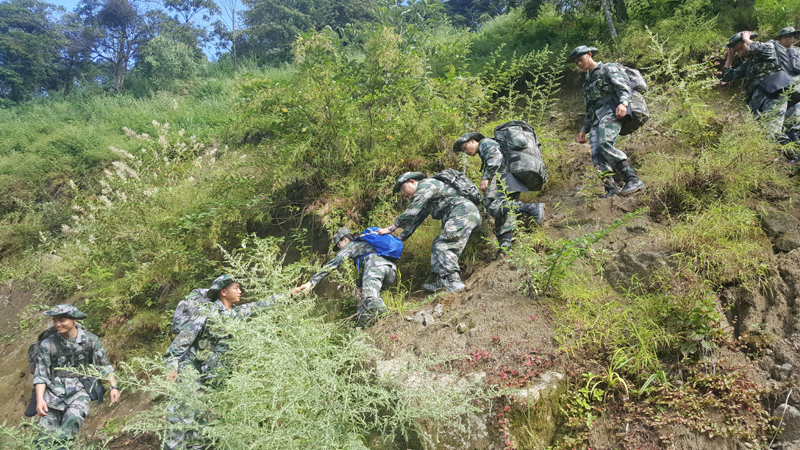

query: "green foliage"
xmin=664 ymin=203 xmax=771 ymax=287
xmin=138 ymin=36 xmax=200 ymax=91
xmin=510 ymin=211 xmax=639 ymax=295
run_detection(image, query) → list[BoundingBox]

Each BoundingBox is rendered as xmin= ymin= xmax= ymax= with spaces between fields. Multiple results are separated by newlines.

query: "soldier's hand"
xmin=110 ymin=388 xmax=120 ymax=404
xmin=741 ymin=30 xmax=751 ymax=41
xmin=36 ymin=400 xmax=48 ymax=417
xmin=616 ymin=104 xmax=627 ymax=119
xmin=577 ymin=130 xmax=587 ymax=144
xmin=166 ymin=370 xmax=178 ymax=383
xmin=377 ymin=227 xmax=393 ymax=235
xmin=292 ymin=282 xmax=312 ymax=295
xmin=479 ymin=179 xmax=489 ymax=192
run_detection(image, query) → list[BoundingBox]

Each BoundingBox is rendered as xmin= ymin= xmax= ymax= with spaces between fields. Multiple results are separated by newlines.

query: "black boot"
xmin=516 ymin=203 xmax=544 ymax=226
xmin=496 ymin=231 xmax=513 ymax=253
xmin=602 ymin=179 xmax=619 ymax=198
xmin=615 ymin=161 xmax=645 ymax=196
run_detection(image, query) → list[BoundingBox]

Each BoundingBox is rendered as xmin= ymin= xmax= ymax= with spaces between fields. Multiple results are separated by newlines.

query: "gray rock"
xmin=774 ymin=403 xmax=800 ymax=442
xmin=609 ymin=250 xmax=677 ymax=290
xmin=456 ymin=323 xmax=468 ymax=334
xmin=776 ymin=233 xmax=800 ymax=253
xmin=761 ymin=210 xmax=800 ymax=238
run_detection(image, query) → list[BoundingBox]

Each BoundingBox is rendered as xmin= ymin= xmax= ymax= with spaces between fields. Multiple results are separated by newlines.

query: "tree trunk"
xmin=232 ymin=0 xmax=237 ymax=73
xmin=600 ymin=0 xmax=618 ymax=38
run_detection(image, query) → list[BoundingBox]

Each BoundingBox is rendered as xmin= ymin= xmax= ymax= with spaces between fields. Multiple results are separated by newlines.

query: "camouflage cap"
xmin=43 ymin=304 xmax=87 ymax=320
xmin=332 ymin=227 xmax=350 ymax=246
xmin=393 ymin=172 xmax=427 ymax=194
xmin=208 ymin=274 xmax=238 ymax=300
xmin=452 ymin=132 xmax=486 ymax=153
xmin=567 ymin=45 xmax=599 ymax=63
xmin=726 ymin=31 xmax=759 ymax=48
xmin=777 ymin=27 xmax=797 ymax=38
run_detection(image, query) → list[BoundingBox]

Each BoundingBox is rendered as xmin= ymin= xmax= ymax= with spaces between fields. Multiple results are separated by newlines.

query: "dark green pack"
xmin=492 ymin=120 xmax=548 ymax=192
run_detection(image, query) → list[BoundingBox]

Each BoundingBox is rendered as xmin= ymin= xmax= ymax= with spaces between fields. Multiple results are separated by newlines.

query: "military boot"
xmin=444 ymin=273 xmax=466 ymax=293
xmin=423 ymin=275 xmax=446 ymax=292
xmin=517 ymin=202 xmax=544 ymax=226
xmin=616 ymin=161 xmax=645 ymax=196
xmin=602 ymin=179 xmax=619 ymax=198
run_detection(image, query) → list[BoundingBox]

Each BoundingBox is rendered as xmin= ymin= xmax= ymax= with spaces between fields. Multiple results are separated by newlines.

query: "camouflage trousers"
xmin=749 ymin=90 xmax=800 ymax=146
xmin=163 ymin=385 xmax=206 ymax=450
xmin=431 ymin=202 xmax=482 ymax=277
xmin=360 ymin=264 xmax=395 ymax=309
xmin=36 ymin=395 xmax=90 ymax=450
xmin=589 ymin=113 xmax=628 ymax=174
xmin=485 ymin=178 xmax=522 ymax=240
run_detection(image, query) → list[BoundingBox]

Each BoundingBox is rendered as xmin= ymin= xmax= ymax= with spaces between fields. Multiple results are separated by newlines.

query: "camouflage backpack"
xmin=27 ymin=327 xmax=60 ymax=375
xmin=432 ymin=169 xmax=484 ymax=207
xmin=492 ymin=120 xmax=548 ymax=192
xmin=610 ymin=64 xmax=650 ymax=136
xmin=171 ymin=288 xmax=211 ymax=335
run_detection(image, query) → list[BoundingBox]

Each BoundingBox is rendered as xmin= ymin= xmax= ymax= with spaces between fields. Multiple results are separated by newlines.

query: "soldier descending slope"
xmin=163 ymin=274 xmax=283 ymax=450
xmin=720 ymin=31 xmax=800 ymax=163
xmin=293 ymin=226 xmax=397 ymax=326
xmin=453 ymin=127 xmax=545 ymax=252
xmin=378 ymin=171 xmax=482 ymax=294
xmin=776 ymin=27 xmax=798 ymax=49
xmin=32 ymin=304 xmax=120 ymax=450
xmin=569 ymin=45 xmax=645 ymax=197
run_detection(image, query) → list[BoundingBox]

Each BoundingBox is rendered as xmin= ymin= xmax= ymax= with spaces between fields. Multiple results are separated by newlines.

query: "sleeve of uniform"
xmin=608 ymin=64 xmax=632 ymax=105
xmin=582 ymin=93 xmax=593 ymax=133
xmin=90 ymin=335 xmax=114 ymax=376
xmin=395 ymin=180 xmax=436 ymax=240
xmin=237 ymin=294 xmax=287 ymax=317
xmin=480 ymin=140 xmax=503 ymax=181
xmin=721 ymin=57 xmax=752 ymax=82
xmin=309 ymin=253 xmax=349 ymax=286
xmin=163 ymin=316 xmax=204 ymax=372
xmin=33 ymin=341 xmax=53 ymax=385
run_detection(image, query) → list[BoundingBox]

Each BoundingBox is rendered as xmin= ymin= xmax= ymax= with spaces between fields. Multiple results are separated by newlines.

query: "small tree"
xmin=139 ymin=35 xmax=198 ymax=90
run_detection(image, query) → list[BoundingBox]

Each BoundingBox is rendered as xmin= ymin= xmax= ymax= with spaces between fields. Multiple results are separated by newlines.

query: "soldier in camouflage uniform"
xmin=293 ymin=227 xmax=394 ymax=326
xmin=163 ymin=274 xmax=280 ymax=450
xmin=454 ymin=132 xmax=544 ymax=252
xmin=33 ymin=304 xmax=119 ymax=450
xmin=569 ymin=45 xmax=645 ymax=197
xmin=377 ymin=172 xmax=482 ymax=293
xmin=721 ymin=31 xmax=800 ymax=162
xmin=777 ymin=27 xmax=797 ymax=49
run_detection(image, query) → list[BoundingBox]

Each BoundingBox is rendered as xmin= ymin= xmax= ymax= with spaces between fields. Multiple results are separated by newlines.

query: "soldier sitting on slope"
xmin=33 ymin=304 xmax=120 ymax=450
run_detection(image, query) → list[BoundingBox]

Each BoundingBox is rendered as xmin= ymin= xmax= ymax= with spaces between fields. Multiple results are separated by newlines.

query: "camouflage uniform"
xmin=162 ymin=288 xmax=276 ymax=450
xmin=721 ymin=40 xmax=800 ymax=145
xmin=309 ymin=239 xmax=395 ymax=323
xmin=582 ymin=62 xmax=633 ymax=174
xmin=394 ymin=178 xmax=481 ymax=277
xmin=33 ymin=323 xmax=113 ymax=449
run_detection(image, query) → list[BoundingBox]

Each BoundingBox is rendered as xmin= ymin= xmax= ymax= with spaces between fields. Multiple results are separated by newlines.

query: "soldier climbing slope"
xmin=720 ymin=31 xmax=800 ymax=163
xmin=454 ymin=129 xmax=544 ymax=253
xmin=32 ymin=304 xmax=120 ymax=450
xmin=377 ymin=171 xmax=482 ymax=294
xmin=293 ymin=226 xmax=396 ymax=327
xmin=162 ymin=274 xmax=284 ymax=450
xmin=569 ymin=45 xmax=645 ymax=197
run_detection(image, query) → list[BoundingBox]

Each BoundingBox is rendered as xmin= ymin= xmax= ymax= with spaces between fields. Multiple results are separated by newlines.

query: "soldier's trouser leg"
xmin=430 ymin=202 xmax=481 ymax=277
xmin=485 ymin=179 xmax=519 ymax=242
xmin=783 ymin=103 xmax=800 ymax=160
xmin=750 ymin=91 xmax=788 ymax=140
xmin=36 ymin=398 xmax=89 ymax=450
xmin=589 ymin=114 xmax=627 ymax=175
xmin=358 ymin=265 xmax=396 ymax=317
xmin=163 ymin=396 xmax=205 ymax=450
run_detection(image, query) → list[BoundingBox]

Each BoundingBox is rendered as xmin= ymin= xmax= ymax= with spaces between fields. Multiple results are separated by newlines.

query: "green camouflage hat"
xmin=777 ymin=27 xmax=797 ymax=38
xmin=393 ymin=172 xmax=427 ymax=194
xmin=332 ymin=227 xmax=350 ymax=246
xmin=726 ymin=31 xmax=759 ymax=48
xmin=567 ymin=45 xmax=599 ymax=63
xmin=208 ymin=274 xmax=238 ymax=300
xmin=43 ymin=304 xmax=87 ymax=320
xmin=452 ymin=132 xmax=486 ymax=153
